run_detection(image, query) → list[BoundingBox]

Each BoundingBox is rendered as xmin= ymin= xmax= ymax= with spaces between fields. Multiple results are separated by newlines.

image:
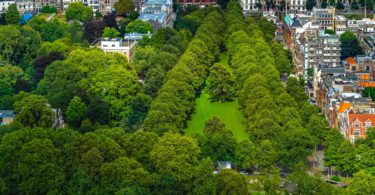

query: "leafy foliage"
xmin=5 ymin=4 xmax=19 ymax=25
xmin=65 ymin=2 xmax=93 ymax=22
xmin=126 ymin=19 xmax=153 ymax=33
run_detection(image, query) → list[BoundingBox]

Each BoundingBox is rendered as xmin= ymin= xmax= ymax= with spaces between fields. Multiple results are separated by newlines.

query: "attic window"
xmin=354 ymin=123 xmax=360 ymax=127
xmin=365 ymin=122 xmax=371 ymax=127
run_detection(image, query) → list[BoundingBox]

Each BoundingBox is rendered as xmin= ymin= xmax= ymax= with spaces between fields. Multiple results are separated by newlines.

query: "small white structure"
xmin=92 ymin=38 xmax=137 ymax=62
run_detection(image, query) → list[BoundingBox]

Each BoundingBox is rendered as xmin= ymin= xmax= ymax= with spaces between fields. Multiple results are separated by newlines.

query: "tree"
xmin=306 ymin=0 xmax=316 ymax=11
xmin=125 ymin=93 xmax=152 ymax=132
xmin=287 ymin=169 xmax=334 ymax=195
xmin=216 ymin=169 xmax=248 ymax=195
xmin=0 ymin=64 xmax=24 ymax=85
xmin=29 ymin=18 xmax=66 ymax=42
xmin=103 ymin=13 xmax=118 ymax=29
xmin=208 ymin=63 xmax=235 ymax=102
xmin=99 ymin=157 xmax=152 ymax=193
xmin=235 ymin=140 xmax=257 ymax=170
xmin=114 ymin=0 xmax=135 ymax=16
xmin=201 ymin=117 xmax=237 ymax=162
xmin=32 ymin=52 xmax=64 ymax=83
xmin=65 ymin=2 xmax=93 ymax=22
xmin=13 ymin=95 xmax=54 ymax=128
xmin=126 ymin=19 xmax=153 ymax=33
xmin=87 ymin=97 xmax=111 ymax=125
xmin=66 ymin=96 xmax=88 ymax=128
xmin=336 ymin=2 xmax=345 ymax=10
xmin=0 ymin=13 xmax=6 ymax=25
xmin=347 ymin=171 xmax=375 ymax=195
xmin=0 ymin=25 xmax=22 ymax=64
xmin=102 ymin=27 xmax=120 ymax=38
xmin=5 ymin=4 xmax=19 ymax=25
xmin=41 ymin=5 xmax=57 ymax=13
xmin=340 ymin=31 xmax=363 ymax=60
xmin=150 ymin=132 xmax=202 ymax=193
xmin=83 ymin=19 xmax=105 ymax=42
xmin=15 ymin=138 xmax=65 ymax=194
xmin=0 ymin=80 xmax=13 ymax=96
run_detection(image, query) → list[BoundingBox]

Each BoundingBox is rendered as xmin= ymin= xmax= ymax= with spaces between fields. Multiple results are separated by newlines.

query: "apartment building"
xmin=289 ymin=0 xmax=306 ymax=13
xmin=303 ymin=31 xmax=341 ymax=75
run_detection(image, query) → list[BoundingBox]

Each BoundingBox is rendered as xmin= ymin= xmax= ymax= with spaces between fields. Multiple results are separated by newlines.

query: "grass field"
xmin=183 ymin=53 xmax=248 ymax=142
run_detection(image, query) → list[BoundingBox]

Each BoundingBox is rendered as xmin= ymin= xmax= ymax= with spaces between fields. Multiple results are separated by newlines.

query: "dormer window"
xmin=365 ymin=122 xmax=372 ymax=127
xmin=354 ymin=123 xmax=360 ymax=127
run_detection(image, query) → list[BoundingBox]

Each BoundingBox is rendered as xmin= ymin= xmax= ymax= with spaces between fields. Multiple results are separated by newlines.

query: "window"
xmin=354 ymin=130 xmax=360 ymax=135
xmin=365 ymin=122 xmax=371 ymax=127
xmin=366 ymin=65 xmax=370 ymax=71
xmin=354 ymin=123 xmax=360 ymax=127
xmin=352 ymin=66 xmax=357 ymax=71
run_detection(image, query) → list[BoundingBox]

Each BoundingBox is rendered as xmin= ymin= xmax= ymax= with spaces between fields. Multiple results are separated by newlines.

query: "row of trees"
xmin=223 ymin=2 xmax=345 ymax=194
xmin=143 ymin=9 xmax=224 ymax=135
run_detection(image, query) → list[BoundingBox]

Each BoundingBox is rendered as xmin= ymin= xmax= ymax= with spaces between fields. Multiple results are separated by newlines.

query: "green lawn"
xmin=184 ymin=53 xmax=248 ymax=142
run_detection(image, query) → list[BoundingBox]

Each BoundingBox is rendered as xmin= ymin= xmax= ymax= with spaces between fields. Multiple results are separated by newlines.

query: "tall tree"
xmin=114 ymin=0 xmax=135 ymax=16
xmin=65 ymin=2 xmax=93 ymax=22
xmin=208 ymin=63 xmax=235 ymax=102
xmin=102 ymin=27 xmax=120 ymax=38
xmin=340 ymin=31 xmax=363 ymax=60
xmin=66 ymin=96 xmax=88 ymax=128
xmin=306 ymin=0 xmax=316 ymax=11
xmin=126 ymin=19 xmax=153 ymax=33
xmin=5 ymin=4 xmax=19 ymax=25
xmin=13 ymin=95 xmax=54 ymax=128
xmin=216 ymin=169 xmax=248 ymax=195
xmin=83 ymin=19 xmax=105 ymax=42
xmin=347 ymin=171 xmax=375 ymax=195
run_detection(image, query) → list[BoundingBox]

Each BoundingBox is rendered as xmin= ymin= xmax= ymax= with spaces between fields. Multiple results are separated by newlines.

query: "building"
xmin=289 ymin=0 xmax=306 ymax=13
xmin=311 ymin=7 xmax=335 ymax=30
xmin=139 ymin=0 xmax=174 ymax=30
xmin=0 ymin=110 xmax=15 ymax=125
xmin=176 ymin=0 xmax=215 ymax=6
xmin=92 ymin=38 xmax=137 ymax=61
xmin=239 ymin=0 xmax=259 ymax=13
xmin=14 ymin=0 xmax=34 ymax=13
xmin=347 ymin=113 xmax=375 ymax=142
xmin=124 ymin=32 xmax=152 ymax=40
xmin=303 ymin=31 xmax=341 ymax=75
xmin=0 ymin=0 xmax=14 ymax=13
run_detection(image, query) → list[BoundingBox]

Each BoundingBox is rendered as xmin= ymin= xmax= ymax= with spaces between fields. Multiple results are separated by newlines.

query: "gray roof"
xmin=0 ymin=110 xmax=15 ymax=118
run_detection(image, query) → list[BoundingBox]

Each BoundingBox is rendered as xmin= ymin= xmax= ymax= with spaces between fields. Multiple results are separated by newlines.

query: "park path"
xmin=47 ymin=13 xmax=56 ymax=21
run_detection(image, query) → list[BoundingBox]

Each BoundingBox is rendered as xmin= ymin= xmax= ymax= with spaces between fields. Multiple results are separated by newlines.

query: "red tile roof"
xmin=349 ymin=113 xmax=375 ymax=124
xmin=346 ymin=57 xmax=356 ymax=65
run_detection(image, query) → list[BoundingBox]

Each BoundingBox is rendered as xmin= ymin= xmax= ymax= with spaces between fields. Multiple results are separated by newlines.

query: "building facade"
xmin=92 ymin=38 xmax=137 ymax=61
xmin=239 ymin=0 xmax=259 ymax=12
xmin=139 ymin=0 xmax=174 ymax=30
xmin=289 ymin=0 xmax=306 ymax=13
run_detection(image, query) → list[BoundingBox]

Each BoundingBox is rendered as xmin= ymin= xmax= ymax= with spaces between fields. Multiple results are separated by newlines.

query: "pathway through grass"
xmin=184 ymin=53 xmax=248 ymax=142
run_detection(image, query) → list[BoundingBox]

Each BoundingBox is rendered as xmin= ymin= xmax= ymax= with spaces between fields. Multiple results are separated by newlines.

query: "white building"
xmin=14 ymin=0 xmax=34 ymax=13
xmin=289 ymin=0 xmax=306 ymax=13
xmin=139 ymin=0 xmax=174 ymax=29
xmin=0 ymin=0 xmax=14 ymax=13
xmin=239 ymin=0 xmax=259 ymax=13
xmin=92 ymin=38 xmax=138 ymax=61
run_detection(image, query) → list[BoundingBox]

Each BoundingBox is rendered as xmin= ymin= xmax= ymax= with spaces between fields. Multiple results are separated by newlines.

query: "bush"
xmin=331 ymin=175 xmax=340 ymax=182
xmin=41 ymin=6 xmax=57 ymax=13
